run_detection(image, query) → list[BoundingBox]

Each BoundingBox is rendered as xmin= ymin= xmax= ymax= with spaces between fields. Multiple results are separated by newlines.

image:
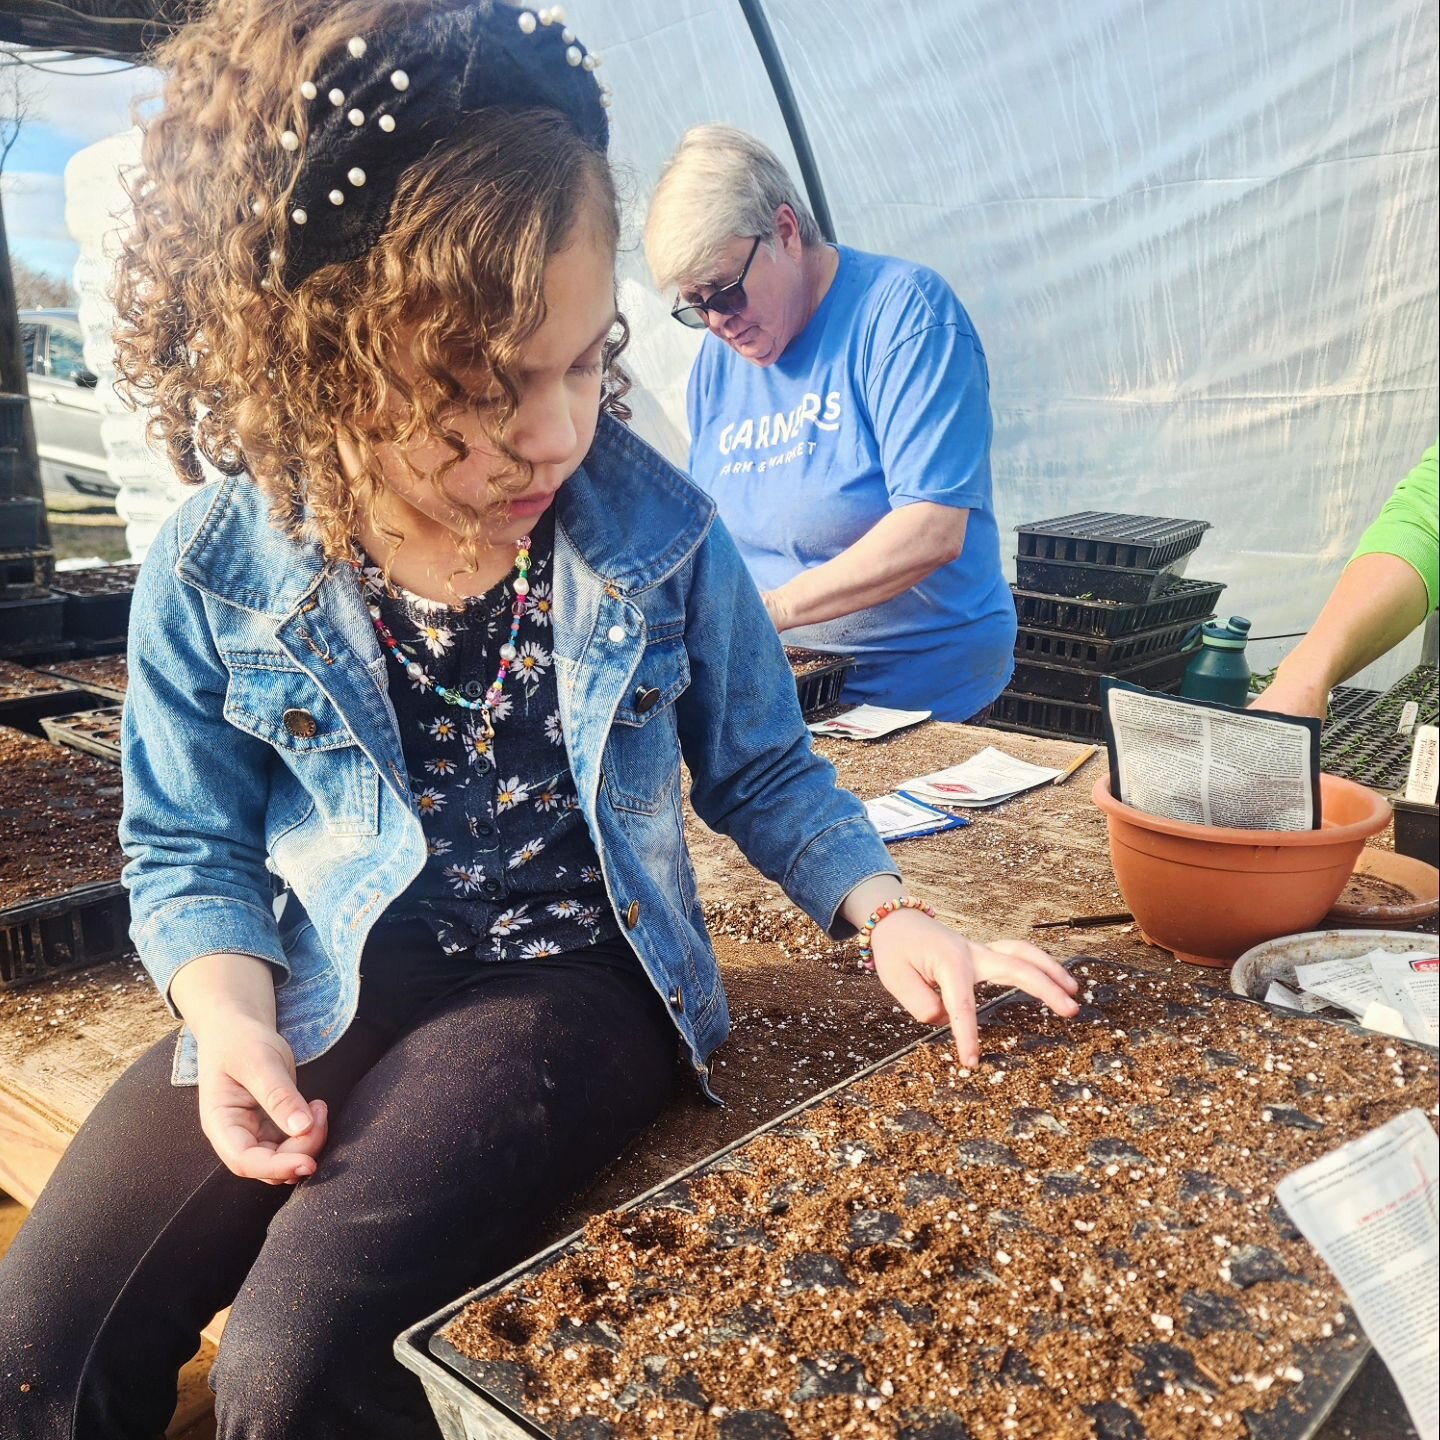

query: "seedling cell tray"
xmin=990 ymin=689 xmax=1106 ymax=742
xmin=52 ymin=564 xmax=139 ymax=644
xmin=1016 ymin=512 xmax=1210 ymax=571
xmin=1015 ymin=553 xmax=1192 ymax=604
xmin=37 ymin=654 xmax=129 ymax=702
xmin=1319 ymin=666 xmax=1439 ymax=794
xmin=396 ymin=959 xmax=1428 ymax=1440
xmin=786 ymin=647 xmax=855 ymax=718
xmin=0 ymin=548 xmax=56 ymax=601
xmin=1014 ymin=617 xmax=1200 ymax=670
xmin=1010 ymin=647 xmax=1190 ymax=705
xmin=1392 ymin=799 xmax=1438 ymax=864
xmin=41 ymin=705 xmax=123 ymax=763
xmin=0 ymin=881 xmax=131 ymax=989
xmin=1012 ymin=577 xmax=1226 ymax=640
xmin=0 ymin=660 xmax=104 ymax=735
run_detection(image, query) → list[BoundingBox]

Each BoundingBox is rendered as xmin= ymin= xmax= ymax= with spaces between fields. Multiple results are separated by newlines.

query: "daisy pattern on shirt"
xmin=443 ymin=862 xmax=482 ymax=895
xmin=427 ymin=716 xmax=460 ymax=742
xmin=426 ymin=837 xmax=453 ymax=858
xmin=495 ymin=777 xmax=531 ymax=812
xmin=426 ymin=756 xmax=458 ymax=777
xmin=575 ymin=904 xmax=606 ymax=932
xmin=543 ymin=710 xmax=564 ymax=746
xmin=527 ymin=582 xmax=553 ymax=627
xmin=514 ymin=641 xmax=551 ymax=688
xmin=532 ymin=785 xmax=562 ymax=813
xmin=508 ymin=838 xmax=546 ymax=870
xmin=520 ymin=937 xmax=561 ymax=958
xmin=490 ymin=905 xmax=531 ymax=936
xmin=463 ymin=724 xmax=494 ymax=769
xmin=487 ymin=691 xmax=514 ymax=724
xmin=580 ymin=865 xmax=602 ymax=885
xmin=415 ymin=786 xmax=447 ymax=817
xmin=546 ymin=898 xmax=582 ymax=919
xmin=418 ymin=620 xmax=454 ymax=657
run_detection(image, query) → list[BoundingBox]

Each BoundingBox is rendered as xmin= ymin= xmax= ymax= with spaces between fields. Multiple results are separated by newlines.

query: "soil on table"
xmin=0 ymin=725 xmax=125 ymax=906
xmin=50 ymin=563 xmax=139 ymax=597
xmin=785 ymin=647 xmax=850 ymax=679
xmin=0 ymin=660 xmax=74 ymax=702
xmin=40 ymin=655 xmax=129 ymax=696
xmin=446 ymin=959 xmax=1439 ymax=1440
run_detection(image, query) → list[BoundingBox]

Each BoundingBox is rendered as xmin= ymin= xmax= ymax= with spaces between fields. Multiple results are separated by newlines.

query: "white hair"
xmin=644 ymin=124 xmax=822 ymax=293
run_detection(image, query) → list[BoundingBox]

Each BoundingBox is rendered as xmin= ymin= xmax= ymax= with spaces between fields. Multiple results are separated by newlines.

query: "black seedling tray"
xmin=1017 ymin=511 xmax=1210 ymax=571
xmin=1015 ymin=616 xmax=1200 ymax=669
xmin=1319 ymin=666 xmax=1439 ymax=794
xmin=0 ymin=880 xmax=132 ymax=989
xmin=1015 ymin=552 xmax=1191 ymax=603
xmin=0 ymin=593 xmax=66 ymax=657
xmin=1392 ymin=798 xmax=1438 ymax=863
xmin=0 ymin=497 xmax=45 ymax=550
xmin=396 ymin=959 xmax=1389 ymax=1440
xmin=1012 ymin=576 xmax=1226 ymax=639
xmin=787 ymin=649 xmax=855 ymax=718
xmin=990 ymin=689 xmax=1106 ymax=742
xmin=1010 ymin=648 xmax=1189 ymax=706
xmin=0 ymin=548 xmax=56 ymax=601
xmin=52 ymin=564 xmax=139 ymax=644
xmin=40 ymin=705 xmax=123 ymax=764
xmin=0 ymin=665 xmax=104 ymax=735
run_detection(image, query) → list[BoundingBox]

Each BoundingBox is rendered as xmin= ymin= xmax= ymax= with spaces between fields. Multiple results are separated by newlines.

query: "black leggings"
xmin=0 ymin=922 xmax=677 ymax=1439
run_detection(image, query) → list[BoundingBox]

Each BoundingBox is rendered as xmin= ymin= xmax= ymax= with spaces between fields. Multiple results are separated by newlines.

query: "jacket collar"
xmin=175 ymin=415 xmax=716 ymax=614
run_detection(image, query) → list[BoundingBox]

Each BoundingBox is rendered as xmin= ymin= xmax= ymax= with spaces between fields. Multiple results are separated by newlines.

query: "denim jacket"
xmin=120 ymin=415 xmax=898 ymax=1093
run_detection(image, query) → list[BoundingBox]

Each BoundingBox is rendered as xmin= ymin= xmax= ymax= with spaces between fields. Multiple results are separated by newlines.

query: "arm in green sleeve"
xmin=1350 ymin=440 xmax=1439 ymax=612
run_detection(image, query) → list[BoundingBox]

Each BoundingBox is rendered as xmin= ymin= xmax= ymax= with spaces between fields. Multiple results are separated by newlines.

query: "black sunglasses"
xmin=670 ymin=235 xmax=764 ymax=329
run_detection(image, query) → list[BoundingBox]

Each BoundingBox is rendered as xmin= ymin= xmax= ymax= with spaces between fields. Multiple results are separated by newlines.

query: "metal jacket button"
xmin=282 ymin=708 xmax=317 ymax=739
xmin=634 ymin=686 xmax=660 ymax=714
xmin=607 ymin=624 xmax=626 ymax=643
xmin=624 ymin=899 xmax=641 ymax=929
xmin=668 ymin=987 xmax=684 ymax=1014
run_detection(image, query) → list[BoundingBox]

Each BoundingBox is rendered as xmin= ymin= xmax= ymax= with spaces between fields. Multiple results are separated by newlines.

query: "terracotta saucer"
xmin=1323 ymin=846 xmax=1439 ymax=929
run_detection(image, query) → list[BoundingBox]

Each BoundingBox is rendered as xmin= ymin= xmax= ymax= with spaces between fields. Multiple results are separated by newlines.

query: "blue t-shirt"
xmin=686 ymin=245 xmax=1015 ymax=721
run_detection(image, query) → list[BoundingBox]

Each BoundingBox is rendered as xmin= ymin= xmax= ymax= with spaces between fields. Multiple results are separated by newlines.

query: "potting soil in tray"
xmin=39 ymin=654 xmax=129 ymax=700
xmin=437 ymin=960 xmax=1438 ymax=1440
xmin=0 ymin=725 xmax=125 ymax=905
xmin=0 ymin=658 xmax=72 ymax=703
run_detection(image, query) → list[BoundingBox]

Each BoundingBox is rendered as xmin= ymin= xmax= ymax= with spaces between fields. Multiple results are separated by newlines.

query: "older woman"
xmin=644 ymin=124 xmax=1015 ymax=722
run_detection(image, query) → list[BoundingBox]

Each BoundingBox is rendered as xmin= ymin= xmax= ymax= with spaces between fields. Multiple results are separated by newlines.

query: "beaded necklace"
xmin=364 ymin=534 xmax=532 ymax=738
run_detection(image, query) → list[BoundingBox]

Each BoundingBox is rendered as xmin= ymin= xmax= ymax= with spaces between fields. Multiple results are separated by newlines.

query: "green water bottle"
xmin=1181 ymin=616 xmax=1253 ymax=708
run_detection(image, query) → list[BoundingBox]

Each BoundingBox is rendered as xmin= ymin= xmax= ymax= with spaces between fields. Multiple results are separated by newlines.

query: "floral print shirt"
xmin=361 ymin=511 xmax=620 ymax=960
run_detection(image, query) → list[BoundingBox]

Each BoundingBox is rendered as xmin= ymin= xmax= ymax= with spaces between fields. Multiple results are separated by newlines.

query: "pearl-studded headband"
xmin=272 ymin=1 xmax=611 ymax=288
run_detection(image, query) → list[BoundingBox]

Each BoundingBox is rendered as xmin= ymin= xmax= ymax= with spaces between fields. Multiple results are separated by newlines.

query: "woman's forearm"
xmin=1265 ymin=552 xmax=1430 ymax=712
xmin=764 ymin=502 xmax=969 ymax=632
xmin=169 ymin=951 xmax=280 ymax=1034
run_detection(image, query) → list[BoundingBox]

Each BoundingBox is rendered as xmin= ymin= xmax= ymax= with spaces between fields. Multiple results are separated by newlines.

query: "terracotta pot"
xmin=1091 ymin=774 xmax=1392 ymax=968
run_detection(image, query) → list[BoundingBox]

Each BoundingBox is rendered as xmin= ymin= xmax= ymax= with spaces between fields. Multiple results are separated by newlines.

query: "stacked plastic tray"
xmin=0 ymin=395 xmax=66 ymax=661
xmin=995 ymin=511 xmax=1224 ymax=741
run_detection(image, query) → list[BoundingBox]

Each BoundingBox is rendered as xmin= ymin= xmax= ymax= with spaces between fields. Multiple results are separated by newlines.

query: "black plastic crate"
xmin=1012 ymin=576 xmax=1227 ymax=639
xmin=0 ymin=497 xmax=45 ymax=550
xmin=0 ymin=548 xmax=56 ymax=601
xmin=1393 ymin=799 xmax=1438 ymax=863
xmin=1017 ymin=511 xmax=1209 ymax=570
xmin=0 ymin=881 xmax=131 ymax=989
xmin=0 ymin=394 xmax=24 ymax=448
xmin=1014 ymin=616 xmax=1201 ymax=669
xmin=0 ymin=593 xmax=66 ymax=657
xmin=52 ymin=564 xmax=139 ymax=644
xmin=41 ymin=705 xmax=123 ymax=764
xmin=1320 ymin=666 xmax=1438 ymax=793
xmin=989 ymin=689 xmax=1106 ymax=742
xmin=786 ymin=647 xmax=854 ymax=717
xmin=1010 ymin=647 xmax=1189 ymax=706
xmin=1015 ymin=552 xmax=1190 ymax=603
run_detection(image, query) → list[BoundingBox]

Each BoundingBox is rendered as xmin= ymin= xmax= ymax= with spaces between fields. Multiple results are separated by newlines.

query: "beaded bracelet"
xmin=856 ymin=896 xmax=936 ymax=970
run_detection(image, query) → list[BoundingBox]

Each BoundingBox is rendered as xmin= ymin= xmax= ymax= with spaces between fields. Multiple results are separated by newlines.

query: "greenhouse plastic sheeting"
xmin=64 ymin=0 xmax=1438 ymax=683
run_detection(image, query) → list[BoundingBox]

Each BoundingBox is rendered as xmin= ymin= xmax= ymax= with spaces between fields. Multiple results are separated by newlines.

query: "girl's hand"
xmin=868 ymin=910 xmax=1081 ymax=1067
xmin=193 ymin=1015 xmax=328 ymax=1185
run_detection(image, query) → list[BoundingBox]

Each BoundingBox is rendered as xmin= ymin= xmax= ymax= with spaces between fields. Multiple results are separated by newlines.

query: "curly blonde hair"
xmin=113 ymin=0 xmax=629 ymax=566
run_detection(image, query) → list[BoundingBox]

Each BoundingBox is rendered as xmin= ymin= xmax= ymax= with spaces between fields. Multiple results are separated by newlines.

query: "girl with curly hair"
xmin=0 ymin=2 xmax=1078 ymax=1435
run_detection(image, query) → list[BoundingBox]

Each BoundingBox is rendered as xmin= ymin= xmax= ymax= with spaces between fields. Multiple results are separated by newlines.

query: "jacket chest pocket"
xmin=602 ymin=634 xmax=689 ymax=816
xmin=222 ymin=656 xmax=380 ymax=836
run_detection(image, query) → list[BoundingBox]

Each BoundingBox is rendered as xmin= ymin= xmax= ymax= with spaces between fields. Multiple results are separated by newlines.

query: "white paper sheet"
xmin=1373 ymin=954 xmax=1440 ymax=1047
xmin=900 ymin=747 xmax=1061 ymax=808
xmin=807 ymin=705 xmax=931 ymax=741
xmin=863 ymin=792 xmax=967 ymax=841
xmin=1276 ymin=1110 xmax=1440 ymax=1440
xmin=1294 ymin=957 xmax=1392 ymax=1020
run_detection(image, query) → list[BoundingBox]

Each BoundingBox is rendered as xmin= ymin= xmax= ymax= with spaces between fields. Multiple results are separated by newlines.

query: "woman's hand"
xmin=193 ymin=1015 xmax=328 ymax=1185
xmin=868 ymin=910 xmax=1080 ymax=1067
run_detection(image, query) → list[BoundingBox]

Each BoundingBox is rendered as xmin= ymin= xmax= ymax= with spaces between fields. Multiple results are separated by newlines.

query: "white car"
xmin=19 ymin=309 xmax=118 ymax=508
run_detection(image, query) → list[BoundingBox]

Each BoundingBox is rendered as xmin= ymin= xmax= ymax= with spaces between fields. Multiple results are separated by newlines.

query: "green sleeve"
xmin=1349 ymin=440 xmax=1439 ymax=612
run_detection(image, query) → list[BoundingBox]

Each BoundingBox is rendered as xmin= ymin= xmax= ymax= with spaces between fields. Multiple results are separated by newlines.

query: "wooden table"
xmin=0 ymin=722 xmax=1418 ymax=1439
